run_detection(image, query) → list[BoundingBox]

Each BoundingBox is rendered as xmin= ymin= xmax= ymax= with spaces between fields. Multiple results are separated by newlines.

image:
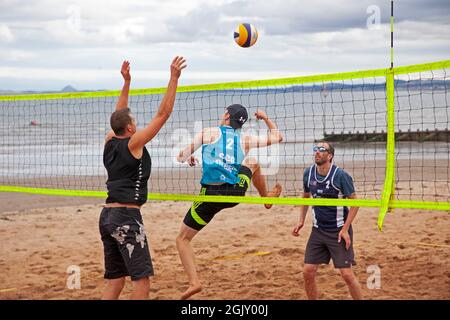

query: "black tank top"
xmin=103 ymin=137 xmax=151 ymax=205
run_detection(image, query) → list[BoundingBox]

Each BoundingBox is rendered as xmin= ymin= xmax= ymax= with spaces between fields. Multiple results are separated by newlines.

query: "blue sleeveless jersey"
xmin=307 ymin=164 xmax=349 ymax=231
xmin=200 ymin=126 xmax=245 ymax=185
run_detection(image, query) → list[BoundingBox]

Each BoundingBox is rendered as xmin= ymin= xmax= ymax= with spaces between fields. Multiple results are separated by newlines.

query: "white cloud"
xmin=0 ymin=24 xmax=14 ymax=43
xmin=0 ymin=49 xmax=35 ymax=61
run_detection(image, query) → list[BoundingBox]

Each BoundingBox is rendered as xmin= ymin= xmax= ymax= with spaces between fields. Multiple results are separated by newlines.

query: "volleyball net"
xmin=0 ymin=59 xmax=449 ymax=229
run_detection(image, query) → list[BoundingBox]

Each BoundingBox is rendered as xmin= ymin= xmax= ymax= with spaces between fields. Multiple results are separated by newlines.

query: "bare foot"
xmin=264 ymin=183 xmax=282 ymax=209
xmin=181 ymin=284 xmax=202 ymax=300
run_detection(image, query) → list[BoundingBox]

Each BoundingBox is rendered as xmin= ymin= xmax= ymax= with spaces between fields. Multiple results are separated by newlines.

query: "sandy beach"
xmin=0 ymin=191 xmax=449 ymax=300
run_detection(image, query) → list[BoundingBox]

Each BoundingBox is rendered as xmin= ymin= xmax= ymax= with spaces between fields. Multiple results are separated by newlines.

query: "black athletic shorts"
xmin=99 ymin=207 xmax=154 ymax=281
xmin=183 ymin=166 xmax=252 ymax=231
xmin=304 ymin=225 xmax=356 ymax=269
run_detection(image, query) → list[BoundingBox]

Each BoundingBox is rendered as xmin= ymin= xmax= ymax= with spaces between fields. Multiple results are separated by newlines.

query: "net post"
xmin=378 ymin=68 xmax=396 ymax=231
xmin=389 ymin=168 xmax=396 ymax=215
xmin=390 ymin=0 xmax=394 ymax=69
xmin=388 ymin=0 xmax=395 ymax=215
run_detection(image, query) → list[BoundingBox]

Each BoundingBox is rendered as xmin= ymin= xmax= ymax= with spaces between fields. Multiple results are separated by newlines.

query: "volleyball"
xmin=234 ymin=23 xmax=258 ymax=48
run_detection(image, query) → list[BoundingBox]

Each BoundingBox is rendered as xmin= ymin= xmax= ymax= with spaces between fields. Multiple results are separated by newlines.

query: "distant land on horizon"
xmin=0 ymin=85 xmax=106 ymax=95
xmin=0 ymin=79 xmax=448 ymax=96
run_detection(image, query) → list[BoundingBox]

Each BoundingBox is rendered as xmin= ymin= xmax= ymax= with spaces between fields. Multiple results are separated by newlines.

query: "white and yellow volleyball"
xmin=234 ymin=23 xmax=258 ymax=48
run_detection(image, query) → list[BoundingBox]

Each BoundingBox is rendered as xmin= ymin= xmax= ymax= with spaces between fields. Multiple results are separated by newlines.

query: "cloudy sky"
xmin=0 ymin=0 xmax=449 ymax=91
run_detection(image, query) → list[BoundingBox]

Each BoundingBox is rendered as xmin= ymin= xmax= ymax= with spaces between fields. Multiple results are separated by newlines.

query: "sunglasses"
xmin=313 ymin=145 xmax=329 ymax=153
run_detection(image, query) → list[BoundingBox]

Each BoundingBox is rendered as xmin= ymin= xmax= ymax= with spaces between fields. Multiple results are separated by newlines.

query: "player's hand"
xmin=187 ymin=156 xmax=199 ymax=167
xmin=292 ymin=222 xmax=304 ymax=237
xmin=121 ymin=60 xmax=131 ymax=81
xmin=338 ymin=229 xmax=351 ymax=250
xmin=254 ymin=110 xmax=268 ymax=121
xmin=170 ymin=56 xmax=187 ymax=80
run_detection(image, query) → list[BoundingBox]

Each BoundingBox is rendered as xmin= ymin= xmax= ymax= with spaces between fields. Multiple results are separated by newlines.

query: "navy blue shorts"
xmin=304 ymin=226 xmax=356 ymax=269
xmin=99 ymin=207 xmax=154 ymax=281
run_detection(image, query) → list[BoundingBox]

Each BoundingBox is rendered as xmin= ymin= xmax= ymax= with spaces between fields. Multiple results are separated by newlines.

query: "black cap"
xmin=226 ymin=104 xmax=248 ymax=129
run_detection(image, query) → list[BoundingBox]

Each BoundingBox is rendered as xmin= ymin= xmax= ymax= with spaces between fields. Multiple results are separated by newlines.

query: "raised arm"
xmin=115 ymin=60 xmax=131 ymax=110
xmin=128 ymin=56 xmax=187 ymax=153
xmin=243 ymin=110 xmax=283 ymax=153
xmin=105 ymin=61 xmax=132 ymax=143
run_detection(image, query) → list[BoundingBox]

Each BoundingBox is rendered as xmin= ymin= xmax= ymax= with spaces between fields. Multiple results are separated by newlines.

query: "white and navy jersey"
xmin=304 ymin=164 xmax=355 ymax=231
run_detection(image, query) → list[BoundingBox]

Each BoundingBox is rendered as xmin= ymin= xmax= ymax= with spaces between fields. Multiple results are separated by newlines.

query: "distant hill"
xmin=0 ymin=89 xmax=16 ymax=95
xmin=60 ymin=85 xmax=78 ymax=92
xmin=0 ymin=85 xmax=105 ymax=95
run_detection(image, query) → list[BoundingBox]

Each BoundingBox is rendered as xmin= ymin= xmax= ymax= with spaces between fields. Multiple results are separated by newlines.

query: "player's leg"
xmin=104 ymin=208 xmax=154 ymax=299
xmin=303 ymin=227 xmax=332 ymax=300
xmin=339 ymin=268 xmax=362 ymax=300
xmin=242 ymin=157 xmax=282 ymax=208
xmin=328 ymin=226 xmax=362 ymax=299
xmin=124 ymin=214 xmax=154 ymax=299
xmin=131 ymin=277 xmax=150 ymax=300
xmin=177 ymin=194 xmax=222 ymax=300
xmin=176 ymin=223 xmax=201 ymax=300
xmin=303 ymin=264 xmax=320 ymax=300
xmin=102 ymin=277 xmax=125 ymax=300
xmin=100 ymin=207 xmax=129 ymax=300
